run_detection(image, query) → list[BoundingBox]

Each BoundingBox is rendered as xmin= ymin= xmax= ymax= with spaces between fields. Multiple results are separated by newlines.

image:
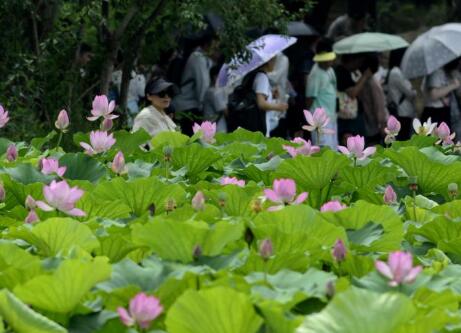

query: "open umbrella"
xmin=333 ymin=32 xmax=409 ymax=54
xmin=287 ymin=21 xmax=319 ymax=36
xmin=217 ymin=34 xmax=297 ymax=88
xmin=402 ymin=23 xmax=461 ymax=79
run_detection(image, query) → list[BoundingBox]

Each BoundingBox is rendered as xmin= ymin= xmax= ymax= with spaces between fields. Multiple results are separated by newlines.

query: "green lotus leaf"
xmin=91 ymin=176 xmax=186 ymax=216
xmin=339 ymin=160 xmax=395 ymax=190
xmin=14 ymin=257 xmax=111 ymax=313
xmin=7 ymin=218 xmax=99 ymax=257
xmin=58 ymin=153 xmax=107 ymax=183
xmin=0 ymin=290 xmax=66 ymax=333
xmin=171 ymin=143 xmax=221 ymax=180
xmin=151 ymin=131 xmax=190 ymax=149
xmin=0 ymin=163 xmax=54 ymax=185
xmin=166 ymin=286 xmax=263 ymax=333
xmin=31 ymin=131 xmax=57 ymax=150
xmin=296 ymin=287 xmax=416 ymax=333
xmin=113 ymin=129 xmax=151 ymax=156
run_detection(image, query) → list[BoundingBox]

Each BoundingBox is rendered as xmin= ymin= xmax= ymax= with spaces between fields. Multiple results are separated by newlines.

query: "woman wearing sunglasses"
xmin=132 ymin=77 xmax=178 ymax=138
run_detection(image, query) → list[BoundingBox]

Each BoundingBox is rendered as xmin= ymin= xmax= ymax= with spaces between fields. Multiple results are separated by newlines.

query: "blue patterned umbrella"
xmin=217 ymin=34 xmax=297 ymax=88
xmin=402 ymin=23 xmax=461 ymax=79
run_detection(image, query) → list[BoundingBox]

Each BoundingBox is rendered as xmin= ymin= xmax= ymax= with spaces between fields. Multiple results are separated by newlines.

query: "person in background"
xmin=253 ymin=57 xmax=289 ymax=137
xmin=203 ymin=66 xmax=227 ymax=133
xmin=173 ymin=33 xmax=216 ymax=136
xmin=268 ymin=52 xmax=291 ymax=138
xmin=422 ymin=58 xmax=461 ymax=128
xmin=449 ymin=62 xmax=461 ymax=140
xmin=76 ymin=43 xmax=94 ymax=78
xmin=358 ymin=53 xmax=389 ymax=145
xmin=133 ymin=77 xmax=178 ymax=140
xmin=335 ymin=54 xmax=371 ymax=144
xmin=305 ymin=38 xmax=338 ymax=149
xmin=386 ymin=47 xmax=417 ymax=140
xmin=327 ymin=10 xmax=367 ymax=42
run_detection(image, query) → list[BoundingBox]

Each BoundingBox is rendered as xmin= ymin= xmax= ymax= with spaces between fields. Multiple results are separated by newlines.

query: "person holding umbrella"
xmin=422 ymin=59 xmax=461 ymax=127
xmin=305 ymin=38 xmax=338 ymax=149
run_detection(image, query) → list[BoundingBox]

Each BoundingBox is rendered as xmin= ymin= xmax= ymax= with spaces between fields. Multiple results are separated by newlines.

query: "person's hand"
xmin=272 ymin=87 xmax=280 ymax=99
xmin=275 ymin=103 xmax=289 ymax=112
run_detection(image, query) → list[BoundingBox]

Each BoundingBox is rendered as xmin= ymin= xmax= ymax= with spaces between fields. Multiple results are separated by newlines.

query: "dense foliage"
xmin=0 ymin=103 xmax=460 ymax=332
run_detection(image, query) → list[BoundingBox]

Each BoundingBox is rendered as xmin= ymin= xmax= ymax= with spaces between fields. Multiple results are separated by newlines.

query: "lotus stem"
xmin=56 ymin=131 xmax=63 ymax=149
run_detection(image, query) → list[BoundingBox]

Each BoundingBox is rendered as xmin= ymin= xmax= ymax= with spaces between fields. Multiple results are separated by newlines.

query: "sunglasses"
xmin=155 ymin=89 xmax=174 ymax=98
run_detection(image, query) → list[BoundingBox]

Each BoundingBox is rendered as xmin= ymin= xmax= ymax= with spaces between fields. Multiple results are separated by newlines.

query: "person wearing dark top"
xmin=335 ymin=54 xmax=372 ymax=144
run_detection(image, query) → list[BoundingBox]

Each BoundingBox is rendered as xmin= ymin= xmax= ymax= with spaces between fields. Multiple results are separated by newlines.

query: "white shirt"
xmin=132 ymin=105 xmax=177 ymax=138
xmin=423 ymin=69 xmax=451 ymax=108
xmin=111 ymin=70 xmax=146 ymax=102
xmin=388 ymin=67 xmax=416 ymax=117
xmin=253 ymin=72 xmax=279 ymax=136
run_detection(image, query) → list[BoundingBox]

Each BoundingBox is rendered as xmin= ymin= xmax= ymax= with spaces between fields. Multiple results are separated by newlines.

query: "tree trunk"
xmin=99 ymin=2 xmax=138 ymax=95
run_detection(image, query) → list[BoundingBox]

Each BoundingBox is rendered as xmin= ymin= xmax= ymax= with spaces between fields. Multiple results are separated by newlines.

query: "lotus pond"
xmin=1 ymin=107 xmax=461 ymax=333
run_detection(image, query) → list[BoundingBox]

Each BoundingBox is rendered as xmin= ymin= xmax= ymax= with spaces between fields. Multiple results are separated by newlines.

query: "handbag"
xmin=337 ymin=92 xmax=358 ymax=119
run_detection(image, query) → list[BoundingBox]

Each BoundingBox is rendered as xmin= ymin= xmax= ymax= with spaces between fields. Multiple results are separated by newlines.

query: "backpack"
xmin=227 ymin=72 xmax=266 ymax=133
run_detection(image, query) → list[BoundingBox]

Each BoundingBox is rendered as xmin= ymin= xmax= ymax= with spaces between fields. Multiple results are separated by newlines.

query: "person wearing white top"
xmin=111 ymin=69 xmax=146 ymax=122
xmin=252 ymin=57 xmax=289 ymax=137
xmin=267 ymin=53 xmax=290 ymax=137
xmin=133 ymin=78 xmax=177 ymax=144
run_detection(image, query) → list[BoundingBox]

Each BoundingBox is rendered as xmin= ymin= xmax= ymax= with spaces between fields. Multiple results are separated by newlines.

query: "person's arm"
xmin=193 ymin=55 xmax=211 ymax=108
xmin=394 ymin=71 xmax=416 ymax=99
xmin=429 ymin=79 xmax=460 ymax=100
xmin=345 ymin=69 xmax=373 ymax=99
xmin=256 ymin=93 xmax=288 ymax=112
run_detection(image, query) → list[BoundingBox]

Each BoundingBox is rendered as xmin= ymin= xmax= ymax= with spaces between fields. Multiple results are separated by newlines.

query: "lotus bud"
xmin=163 ymin=146 xmax=173 ymax=162
xmin=259 ymin=238 xmax=274 ymax=261
xmin=25 ymin=210 xmax=39 ymax=224
xmin=165 ymin=198 xmax=176 ymax=213
xmin=100 ymin=118 xmax=113 ymax=131
xmin=192 ymin=244 xmax=202 ymax=260
xmin=55 ymin=109 xmax=70 ymax=132
xmin=191 ymin=191 xmax=205 ymax=212
xmin=111 ymin=151 xmax=125 ymax=174
xmin=326 ymin=280 xmax=335 ymax=298
xmin=332 ymin=239 xmax=346 ymax=262
xmin=383 ymin=185 xmax=397 ymax=205
xmin=25 ymin=195 xmax=36 ymax=209
xmin=0 ymin=183 xmax=5 ymax=202
xmin=384 ymin=134 xmax=396 ymax=145
xmin=6 ymin=144 xmax=17 ymax=162
xmin=448 ymin=183 xmax=458 ymax=199
xmin=251 ymin=198 xmax=263 ymax=213
xmin=408 ymin=176 xmax=418 ymax=192
xmin=218 ymin=192 xmax=227 ymax=208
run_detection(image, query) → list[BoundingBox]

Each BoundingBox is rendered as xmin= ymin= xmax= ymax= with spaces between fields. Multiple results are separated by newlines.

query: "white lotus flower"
xmin=412 ymin=118 xmax=437 ymax=136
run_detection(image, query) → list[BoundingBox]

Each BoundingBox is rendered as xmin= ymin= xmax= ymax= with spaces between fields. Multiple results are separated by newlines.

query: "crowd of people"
xmin=106 ymin=7 xmax=461 ymax=149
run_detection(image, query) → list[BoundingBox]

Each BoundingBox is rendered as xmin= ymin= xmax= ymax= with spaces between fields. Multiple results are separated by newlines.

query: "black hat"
xmin=145 ymin=77 xmax=178 ymax=96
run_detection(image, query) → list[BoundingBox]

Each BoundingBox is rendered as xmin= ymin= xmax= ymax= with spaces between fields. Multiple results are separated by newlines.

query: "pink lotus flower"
xmin=375 ymin=251 xmax=422 ymax=287
xmin=302 ymin=108 xmax=334 ymax=134
xmin=80 ymin=131 xmax=116 ymax=155
xmin=283 ymin=138 xmax=320 ymax=157
xmin=0 ymin=105 xmax=10 ymax=128
xmin=111 ymin=151 xmax=126 ymax=174
xmin=332 ymin=239 xmax=346 ymax=262
xmin=338 ymin=135 xmax=376 ymax=160
xmin=191 ymin=191 xmax=205 ymax=211
xmin=87 ymin=95 xmax=118 ymax=121
xmin=434 ymin=122 xmax=456 ymax=145
xmin=6 ymin=144 xmax=17 ymax=162
xmin=264 ymin=179 xmax=308 ymax=211
xmin=40 ymin=158 xmax=66 ymax=177
xmin=35 ymin=180 xmax=86 ymax=217
xmin=259 ymin=239 xmax=274 ymax=260
xmin=117 ymin=293 xmax=163 ymax=329
xmin=25 ymin=210 xmax=39 ymax=224
xmin=193 ymin=121 xmax=216 ymax=144
xmin=321 ymin=200 xmax=347 ymax=212
xmin=55 ymin=110 xmax=69 ymax=132
xmin=383 ymin=185 xmax=397 ymax=205
xmin=385 ymin=116 xmax=401 ymax=137
xmin=100 ymin=118 xmax=113 ymax=131
xmin=220 ymin=176 xmax=245 ymax=187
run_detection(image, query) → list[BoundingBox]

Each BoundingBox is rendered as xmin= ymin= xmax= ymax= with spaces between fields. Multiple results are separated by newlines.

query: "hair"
xmin=360 ymin=53 xmax=379 ymax=74
xmin=444 ymin=57 xmax=461 ymax=72
xmin=316 ymin=38 xmax=334 ymax=54
xmin=209 ymin=65 xmax=220 ymax=81
xmin=389 ymin=47 xmax=407 ymax=69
